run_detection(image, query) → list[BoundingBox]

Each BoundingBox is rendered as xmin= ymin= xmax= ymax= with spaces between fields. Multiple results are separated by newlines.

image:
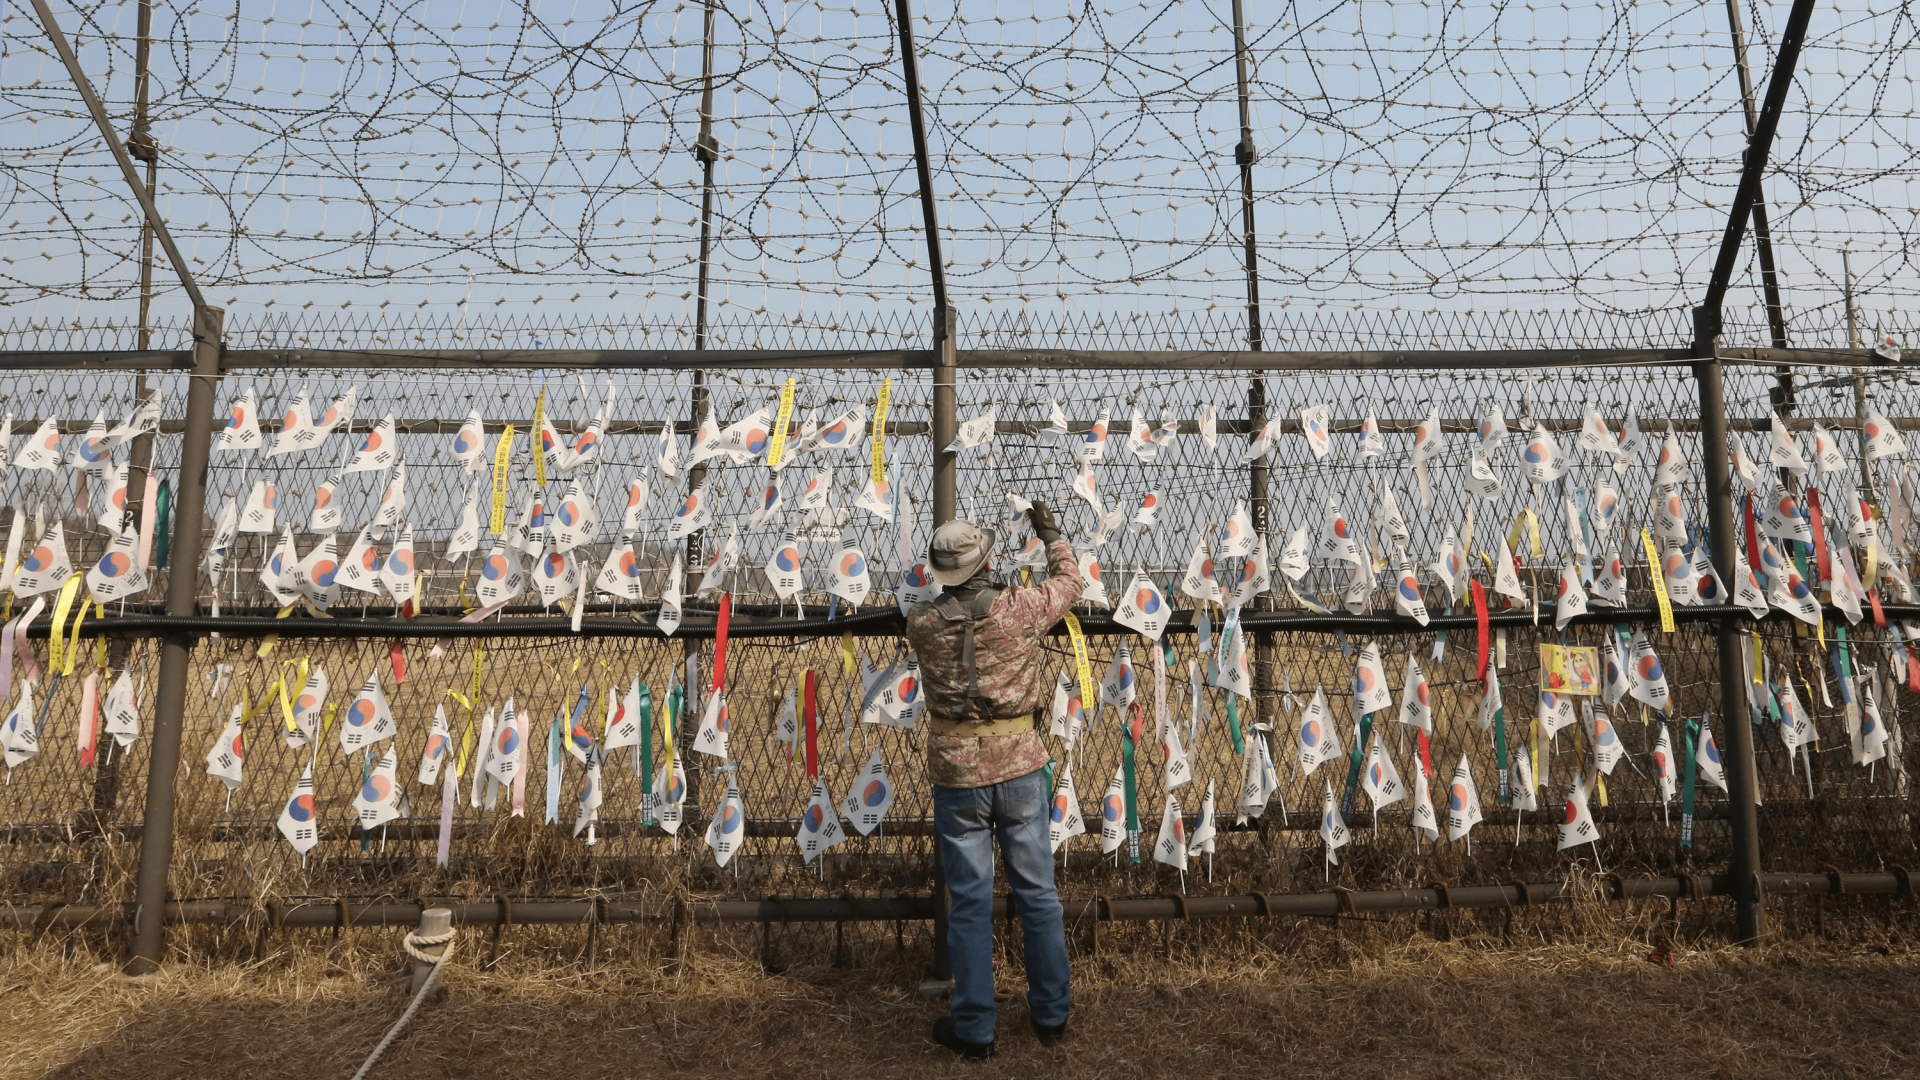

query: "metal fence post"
xmin=1691 ymin=314 xmax=1766 ymax=943
xmin=892 ymin=0 xmax=955 ymax=986
xmin=1228 ymin=0 xmax=1279 ymax=730
xmin=129 ymin=304 xmax=223 ymax=973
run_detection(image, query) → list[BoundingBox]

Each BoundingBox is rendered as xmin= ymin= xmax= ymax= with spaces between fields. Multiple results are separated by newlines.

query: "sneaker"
xmin=930 ymin=1015 xmax=996 ymax=1060
xmin=1032 ymin=1018 xmax=1068 ymax=1047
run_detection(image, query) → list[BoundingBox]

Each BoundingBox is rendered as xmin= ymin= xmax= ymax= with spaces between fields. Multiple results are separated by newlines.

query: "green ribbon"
xmin=1226 ymin=694 xmax=1244 ymax=756
xmin=637 ymin=685 xmax=653 ymax=824
xmin=1341 ymin=713 xmax=1373 ymax=816
xmin=1492 ymin=699 xmax=1510 ymax=804
xmin=152 ymin=480 xmax=172 ymax=569
xmin=1680 ymin=718 xmax=1699 ymax=850
xmin=1121 ymin=723 xmax=1139 ymax=864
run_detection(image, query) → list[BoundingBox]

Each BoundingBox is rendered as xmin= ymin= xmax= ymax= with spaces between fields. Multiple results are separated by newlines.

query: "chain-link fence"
xmin=3 ymin=350 xmax=1917 ymax=955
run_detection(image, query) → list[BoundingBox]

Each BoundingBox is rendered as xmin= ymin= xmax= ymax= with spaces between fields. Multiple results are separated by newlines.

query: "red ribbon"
xmin=390 ymin=641 xmax=407 ymax=685
xmin=1471 ymin=580 xmax=1490 ymax=681
xmin=1743 ymin=495 xmax=1763 ymax=581
xmin=1130 ymin=701 xmax=1147 ymax=754
xmin=1908 ymin=645 xmax=1920 ymax=693
xmin=1417 ymin=729 xmax=1433 ymax=778
xmin=713 ymin=593 xmax=731 ymax=692
xmin=803 ymin=667 xmax=818 ymax=779
xmin=1868 ymin=578 xmax=1887 ymax=627
xmin=1807 ymin=487 xmax=1829 ymax=580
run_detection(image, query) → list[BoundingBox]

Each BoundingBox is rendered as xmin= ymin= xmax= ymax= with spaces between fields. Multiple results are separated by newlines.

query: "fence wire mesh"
xmin=3 ymin=356 xmax=1918 ymax=941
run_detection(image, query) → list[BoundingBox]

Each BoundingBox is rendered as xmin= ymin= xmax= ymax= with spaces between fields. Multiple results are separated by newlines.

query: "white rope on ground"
xmin=350 ymin=927 xmax=457 ymax=1080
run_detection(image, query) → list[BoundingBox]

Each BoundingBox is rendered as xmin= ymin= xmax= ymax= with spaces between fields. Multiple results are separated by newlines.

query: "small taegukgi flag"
xmin=704 ymin=771 xmax=745 ymax=866
xmin=339 ymin=671 xmax=396 ymax=753
xmin=1353 ymin=406 xmax=1383 ymax=458
xmin=204 ymin=705 xmax=245 ymax=792
xmin=267 ymin=387 xmax=314 ymax=457
xmin=346 ymin=414 xmax=398 ymax=474
xmin=1557 ymin=770 xmax=1600 ymax=852
xmin=840 ymin=748 xmax=896 ymax=836
xmin=573 ymin=745 xmax=604 ymax=838
xmin=1078 ymin=406 xmax=1111 ymax=467
xmin=1296 ymin=687 xmax=1342 ymax=775
xmin=948 ymin=407 xmax=997 ymax=454
xmin=86 ymin=527 xmax=148 ymax=602
xmin=1769 ymin=412 xmax=1808 ymax=476
xmin=218 ymin=388 xmax=262 ymax=452
xmin=1100 ymin=640 xmax=1137 ymax=712
xmin=1397 ymin=655 xmax=1432 ymax=733
xmin=1 ymin=682 xmax=39 ymax=769
xmin=277 ymin=764 xmax=321 ymax=854
xmin=12 ymin=520 xmax=73 ymax=599
xmin=1319 ymin=779 xmax=1350 ymax=865
xmin=1099 ymin=763 xmax=1128 ymax=856
xmin=1554 ymin=560 xmax=1588 ymax=630
xmin=1351 ymin=642 xmax=1392 ymax=716
xmin=418 ymin=704 xmax=453 ymax=786
xmin=1299 ymin=402 xmax=1332 ymax=460
xmin=1153 ymin=793 xmax=1187 ymax=871
xmin=1362 ymin=730 xmax=1405 ymax=811
xmin=103 ymin=669 xmax=140 ymax=749
xmin=15 ymin=417 xmax=63 ymax=472
xmin=1653 ymin=722 xmax=1678 ymax=804
xmin=354 ymin=747 xmax=406 ymax=829
xmin=797 ymin=777 xmax=847 ymax=864
xmin=827 ymin=533 xmax=871 ymax=608
xmin=1049 ymin=762 xmax=1086 ymax=853
xmin=1187 ymin=778 xmax=1217 ymax=857
xmin=1114 ymin=573 xmax=1169 ymax=640
xmin=1411 ymin=768 xmax=1440 ymax=841
xmin=1446 ymin=754 xmax=1483 ymax=843
xmin=1627 ymin=629 xmax=1671 ymax=713
xmin=1865 ymin=406 xmax=1908 ymax=460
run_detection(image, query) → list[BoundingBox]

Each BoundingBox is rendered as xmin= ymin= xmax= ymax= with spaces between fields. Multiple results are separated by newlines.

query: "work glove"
xmin=1027 ymin=500 xmax=1062 ymax=545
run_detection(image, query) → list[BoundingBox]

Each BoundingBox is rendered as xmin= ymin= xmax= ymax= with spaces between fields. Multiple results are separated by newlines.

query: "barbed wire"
xmin=4 ymin=0 xmax=1920 ymax=340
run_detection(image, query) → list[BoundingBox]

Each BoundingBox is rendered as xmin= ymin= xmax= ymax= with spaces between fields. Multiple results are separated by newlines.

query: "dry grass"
xmin=6 ymin=902 xmax=1920 ymax=1080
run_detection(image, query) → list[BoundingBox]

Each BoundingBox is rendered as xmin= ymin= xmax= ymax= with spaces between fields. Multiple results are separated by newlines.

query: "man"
xmin=905 ymin=502 xmax=1084 ymax=1060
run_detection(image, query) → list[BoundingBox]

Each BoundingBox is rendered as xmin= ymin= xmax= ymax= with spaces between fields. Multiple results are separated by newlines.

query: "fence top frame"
xmin=0 ymin=345 xmax=1894 ymax=373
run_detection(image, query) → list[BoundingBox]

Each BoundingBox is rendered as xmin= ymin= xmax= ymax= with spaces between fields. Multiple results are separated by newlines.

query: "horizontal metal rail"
xmin=30 ymin=602 xmax=1916 ymax=641
xmin=0 ymin=345 xmax=1896 ymax=373
xmin=4 ymin=871 xmax=1907 ymax=930
xmin=0 ymin=801 xmax=1745 ymax=845
xmin=8 ymin=414 xmax=1918 ymax=436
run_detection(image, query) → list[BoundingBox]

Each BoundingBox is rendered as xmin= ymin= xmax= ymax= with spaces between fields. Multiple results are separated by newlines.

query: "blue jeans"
xmin=934 ymin=768 xmax=1072 ymax=1043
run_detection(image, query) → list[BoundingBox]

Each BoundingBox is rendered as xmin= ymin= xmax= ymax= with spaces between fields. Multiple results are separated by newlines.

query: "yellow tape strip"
xmin=64 ymin=594 xmax=90 ymax=676
xmin=870 ymin=376 xmax=892 ymax=484
xmin=490 ymin=423 xmax=515 ymax=534
xmin=768 ymin=376 xmax=796 ymax=468
xmin=1064 ymin=611 xmax=1095 ymax=718
xmin=1640 ymin=527 xmax=1676 ymax=633
xmin=532 ymin=386 xmax=548 ymax=488
xmin=48 ymin=576 xmax=80 ymax=674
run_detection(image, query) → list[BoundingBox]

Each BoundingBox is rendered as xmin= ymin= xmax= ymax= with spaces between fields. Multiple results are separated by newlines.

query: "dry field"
xmin=4 ymin=907 xmax=1918 ymax=1080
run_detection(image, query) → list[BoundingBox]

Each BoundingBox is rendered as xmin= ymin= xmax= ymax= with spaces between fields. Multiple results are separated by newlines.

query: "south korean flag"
xmin=840 ymin=748 xmax=896 ymax=836
xmin=797 ymin=777 xmax=847 ymax=863
xmin=1153 ymin=794 xmax=1188 ymax=871
xmin=1049 ymin=763 xmax=1087 ymax=853
xmin=1556 ymin=770 xmax=1601 ymax=852
xmin=703 ymin=771 xmax=746 ymax=867
xmin=276 ymin=763 xmax=321 ymax=855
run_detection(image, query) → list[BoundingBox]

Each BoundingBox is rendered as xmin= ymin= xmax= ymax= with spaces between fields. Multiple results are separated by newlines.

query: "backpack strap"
xmin=934 ymin=587 xmax=1002 ymax=717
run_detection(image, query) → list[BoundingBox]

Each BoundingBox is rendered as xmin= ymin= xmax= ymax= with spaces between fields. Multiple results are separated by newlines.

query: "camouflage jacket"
xmin=905 ymin=539 xmax=1084 ymax=789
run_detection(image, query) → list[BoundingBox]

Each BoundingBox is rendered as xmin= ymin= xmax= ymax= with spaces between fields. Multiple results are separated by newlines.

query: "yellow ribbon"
xmin=47 ymin=576 xmax=80 ymax=674
xmin=532 ymin=386 xmax=548 ymax=488
xmin=63 ymin=594 xmax=91 ymax=676
xmin=1640 ymin=528 xmax=1676 ymax=634
xmin=1063 ymin=612 xmax=1096 ymax=719
xmin=768 ymin=376 xmax=796 ymax=468
xmin=490 ymin=423 xmax=516 ymax=534
xmin=869 ymin=376 xmax=892 ymax=484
